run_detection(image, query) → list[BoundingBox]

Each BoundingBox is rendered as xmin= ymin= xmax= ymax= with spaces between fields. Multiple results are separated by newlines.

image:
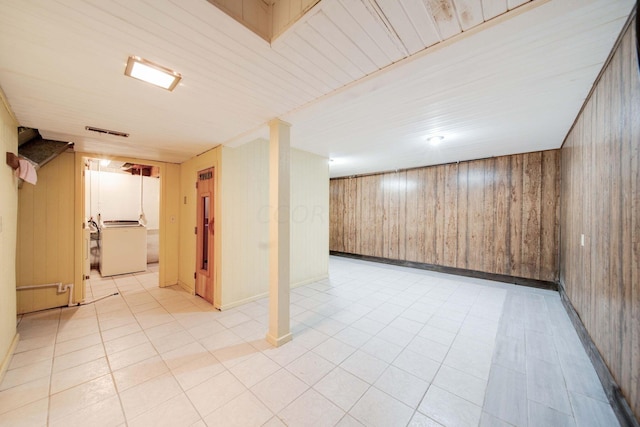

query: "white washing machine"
xmin=99 ymin=221 xmax=147 ymax=276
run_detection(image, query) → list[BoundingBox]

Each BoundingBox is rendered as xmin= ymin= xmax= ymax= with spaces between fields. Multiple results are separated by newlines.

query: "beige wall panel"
xmin=290 ymin=148 xmax=329 ymax=287
xmin=220 ymin=141 xmax=269 ymax=307
xmin=219 ymin=142 xmax=328 ymax=309
xmin=16 ymin=180 xmax=33 ymax=311
xmin=560 ymin=16 xmax=640 ymax=420
xmin=161 ymin=163 xmax=181 ymax=287
xmin=0 ymin=96 xmax=18 ymax=375
xmin=17 ymin=152 xmax=75 ymax=314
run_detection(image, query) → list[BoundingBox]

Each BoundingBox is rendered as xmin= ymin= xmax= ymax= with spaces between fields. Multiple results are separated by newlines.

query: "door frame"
xmin=195 ymin=167 xmax=215 ymax=304
xmin=74 ymin=153 xmax=171 ymax=300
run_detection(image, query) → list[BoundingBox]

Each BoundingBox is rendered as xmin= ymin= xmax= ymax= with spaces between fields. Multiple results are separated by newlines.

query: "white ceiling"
xmin=0 ymin=0 xmax=634 ymax=177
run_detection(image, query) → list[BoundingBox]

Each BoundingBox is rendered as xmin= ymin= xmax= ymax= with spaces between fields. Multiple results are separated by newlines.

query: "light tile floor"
xmin=0 ymin=257 xmax=618 ymax=426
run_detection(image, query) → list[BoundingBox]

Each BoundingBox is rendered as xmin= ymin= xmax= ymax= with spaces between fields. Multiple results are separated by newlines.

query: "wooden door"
xmin=195 ymin=168 xmax=214 ymax=304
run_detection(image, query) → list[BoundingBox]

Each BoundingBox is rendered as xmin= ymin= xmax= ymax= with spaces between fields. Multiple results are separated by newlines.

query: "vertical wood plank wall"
xmin=560 ymin=17 xmax=639 ymax=420
xmin=330 ymin=150 xmax=560 ymax=282
xmin=16 ymin=152 xmax=75 ymax=314
xmin=206 ymin=0 xmax=270 ymax=40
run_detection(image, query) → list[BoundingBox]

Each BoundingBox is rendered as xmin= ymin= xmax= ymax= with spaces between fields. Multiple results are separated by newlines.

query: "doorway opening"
xmin=195 ymin=167 xmax=215 ymax=304
xmin=83 ymin=157 xmax=161 ymax=288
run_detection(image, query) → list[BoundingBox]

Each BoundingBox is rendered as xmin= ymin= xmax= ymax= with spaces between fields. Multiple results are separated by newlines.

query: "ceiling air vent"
xmin=85 ymin=126 xmax=129 ymax=138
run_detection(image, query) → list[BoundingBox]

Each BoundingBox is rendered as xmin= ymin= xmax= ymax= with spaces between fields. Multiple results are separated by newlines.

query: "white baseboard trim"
xmin=217 ymin=273 xmax=329 ymax=311
xmin=218 ymin=291 xmax=268 ymax=311
xmin=291 ymin=274 xmax=329 ymax=289
xmin=176 ymin=280 xmax=195 ymax=295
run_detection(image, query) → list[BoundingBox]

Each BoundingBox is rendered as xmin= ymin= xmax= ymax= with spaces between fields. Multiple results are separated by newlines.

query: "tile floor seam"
xmin=92 ymin=270 xmax=165 ymax=425
xmin=387 ymin=286 xmax=476 ymax=426
xmin=2 ymin=259 xmax=620 ymax=427
xmin=542 ymin=296 xmax=580 ymax=424
xmin=46 ymin=307 xmax=61 ymax=427
xmin=410 ymin=292 xmax=481 ymax=426
xmin=95 ymin=298 xmax=131 ymax=427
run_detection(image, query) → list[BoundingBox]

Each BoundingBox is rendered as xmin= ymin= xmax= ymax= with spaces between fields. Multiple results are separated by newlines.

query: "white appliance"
xmin=99 ymin=221 xmax=147 ymax=276
xmin=83 ymin=228 xmax=91 ymax=280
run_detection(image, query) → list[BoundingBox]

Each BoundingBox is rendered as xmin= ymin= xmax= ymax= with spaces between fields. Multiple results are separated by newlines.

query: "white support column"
xmin=266 ymin=119 xmax=292 ymax=347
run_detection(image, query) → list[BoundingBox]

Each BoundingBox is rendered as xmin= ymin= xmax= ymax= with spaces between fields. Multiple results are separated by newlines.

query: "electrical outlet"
xmin=580 ymin=234 xmax=585 ymax=247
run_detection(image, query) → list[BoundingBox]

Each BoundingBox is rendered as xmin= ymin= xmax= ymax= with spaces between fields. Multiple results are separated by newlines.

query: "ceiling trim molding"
xmin=0 ymin=85 xmax=18 ymax=126
xmin=560 ymin=3 xmax=637 ymax=149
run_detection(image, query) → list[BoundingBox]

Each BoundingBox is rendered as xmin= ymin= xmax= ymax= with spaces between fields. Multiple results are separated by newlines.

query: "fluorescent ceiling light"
xmin=100 ymin=159 xmax=110 ymax=167
xmin=125 ymin=56 xmax=181 ymax=91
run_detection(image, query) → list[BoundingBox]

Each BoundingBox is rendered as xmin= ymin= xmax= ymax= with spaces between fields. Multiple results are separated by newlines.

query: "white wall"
xmin=0 ymin=95 xmax=18 ymax=376
xmin=85 ymin=170 xmax=160 ymax=230
xmin=220 ymin=140 xmax=270 ymax=307
xmin=290 ymin=148 xmax=329 ymax=286
xmin=219 ymin=139 xmax=329 ymax=308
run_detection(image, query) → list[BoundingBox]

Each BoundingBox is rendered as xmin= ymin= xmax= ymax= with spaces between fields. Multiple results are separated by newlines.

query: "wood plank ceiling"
xmin=0 ymin=0 xmax=634 ymax=176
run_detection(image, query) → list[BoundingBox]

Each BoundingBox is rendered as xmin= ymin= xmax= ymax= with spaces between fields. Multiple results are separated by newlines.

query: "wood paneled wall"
xmin=330 ymin=150 xmax=560 ymax=282
xmin=560 ymin=15 xmax=640 ymax=420
xmin=0 ymin=91 xmax=19 ymax=376
xmin=16 ymin=152 xmax=75 ymax=314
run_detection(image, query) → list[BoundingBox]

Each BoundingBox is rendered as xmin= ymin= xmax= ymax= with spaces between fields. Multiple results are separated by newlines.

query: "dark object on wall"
xmin=6 ymin=152 xmax=19 ymax=170
xmin=635 ymin=0 xmax=640 ymax=71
